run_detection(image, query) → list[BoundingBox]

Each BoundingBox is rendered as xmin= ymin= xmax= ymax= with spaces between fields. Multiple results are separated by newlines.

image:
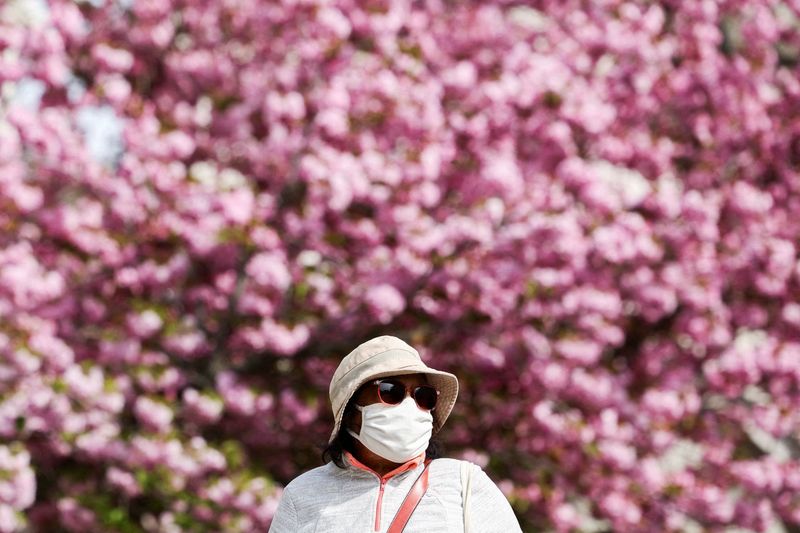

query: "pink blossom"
xmin=555 ymin=339 xmax=603 ymax=365
xmin=246 ymin=252 xmax=291 ymax=292
xmin=106 ymin=467 xmax=141 ymax=498
xmin=3 ymin=0 xmax=800 ymax=530
xmin=133 ymin=397 xmax=174 ymax=433
xmin=600 ymin=491 xmax=642 ymax=526
xmin=182 ymin=388 xmax=223 ymax=424
xmin=126 ymin=310 xmax=163 ymax=338
xmin=364 ymin=284 xmax=406 ymax=324
xmin=91 ymin=44 xmax=134 ymax=72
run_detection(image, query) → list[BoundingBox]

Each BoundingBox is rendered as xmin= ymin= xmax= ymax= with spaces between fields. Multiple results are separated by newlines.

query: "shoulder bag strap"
xmin=386 ymin=458 xmax=433 ymax=533
xmin=460 ymin=460 xmax=473 ymax=533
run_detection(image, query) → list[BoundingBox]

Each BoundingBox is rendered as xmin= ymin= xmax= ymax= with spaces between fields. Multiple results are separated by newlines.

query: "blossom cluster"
xmin=2 ymin=0 xmax=800 ymax=531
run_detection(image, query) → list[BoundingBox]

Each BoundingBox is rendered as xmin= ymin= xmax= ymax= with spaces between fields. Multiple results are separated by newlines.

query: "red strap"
xmin=386 ymin=459 xmax=432 ymax=533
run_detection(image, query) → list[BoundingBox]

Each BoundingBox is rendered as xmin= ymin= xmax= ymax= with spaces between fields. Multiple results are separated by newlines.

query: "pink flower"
xmin=126 ymin=310 xmax=163 ymax=338
xmin=133 ymin=397 xmax=173 ymax=433
xmin=92 ymin=44 xmax=134 ymax=72
xmin=4 ymin=0 xmax=800 ymax=529
xmin=0 ymin=504 xmax=21 ymax=532
xmin=182 ymin=389 xmax=224 ymax=424
xmin=600 ymin=492 xmax=642 ymax=526
xmin=218 ymin=188 xmax=255 ymax=225
xmin=106 ymin=467 xmax=141 ymax=498
xmin=555 ymin=338 xmax=603 ymax=365
xmin=216 ymin=373 xmax=256 ymax=417
xmin=364 ymin=284 xmax=406 ymax=324
xmin=246 ymin=252 xmax=291 ymax=292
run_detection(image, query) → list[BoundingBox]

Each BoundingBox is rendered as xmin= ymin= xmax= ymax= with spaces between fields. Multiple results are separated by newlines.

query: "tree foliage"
xmin=1 ymin=0 xmax=800 ymax=530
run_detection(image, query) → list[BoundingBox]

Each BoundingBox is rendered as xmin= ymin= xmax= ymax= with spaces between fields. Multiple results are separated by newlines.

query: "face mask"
xmin=347 ymin=396 xmax=433 ymax=463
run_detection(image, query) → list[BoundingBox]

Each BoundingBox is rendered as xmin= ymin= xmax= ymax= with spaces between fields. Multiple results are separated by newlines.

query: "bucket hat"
xmin=328 ymin=335 xmax=459 ymax=444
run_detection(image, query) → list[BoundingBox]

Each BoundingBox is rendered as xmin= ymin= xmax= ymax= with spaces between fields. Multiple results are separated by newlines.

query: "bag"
xmin=460 ymin=460 xmax=473 ymax=533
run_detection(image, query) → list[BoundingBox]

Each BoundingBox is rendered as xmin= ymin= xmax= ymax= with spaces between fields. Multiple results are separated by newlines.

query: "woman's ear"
xmin=343 ymin=404 xmax=362 ymax=434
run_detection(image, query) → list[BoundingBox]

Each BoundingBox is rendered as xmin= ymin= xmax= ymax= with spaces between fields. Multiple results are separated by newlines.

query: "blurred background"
xmin=2 ymin=0 xmax=800 ymax=531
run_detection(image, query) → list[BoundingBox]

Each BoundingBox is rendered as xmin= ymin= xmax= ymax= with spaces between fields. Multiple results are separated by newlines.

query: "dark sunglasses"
xmin=368 ymin=379 xmax=439 ymax=411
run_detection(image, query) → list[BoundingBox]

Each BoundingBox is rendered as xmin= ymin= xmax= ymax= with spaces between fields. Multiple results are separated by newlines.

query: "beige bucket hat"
xmin=328 ymin=335 xmax=459 ymax=444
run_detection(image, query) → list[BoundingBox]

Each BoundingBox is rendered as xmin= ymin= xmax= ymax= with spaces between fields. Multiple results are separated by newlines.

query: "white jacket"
xmin=268 ymin=452 xmax=522 ymax=532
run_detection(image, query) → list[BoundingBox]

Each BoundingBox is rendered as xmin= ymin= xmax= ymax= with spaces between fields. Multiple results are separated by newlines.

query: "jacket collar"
xmin=343 ymin=450 xmax=426 ymax=481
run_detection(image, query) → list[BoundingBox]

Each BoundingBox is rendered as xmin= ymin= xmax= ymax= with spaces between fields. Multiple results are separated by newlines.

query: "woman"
xmin=269 ymin=335 xmax=522 ymax=532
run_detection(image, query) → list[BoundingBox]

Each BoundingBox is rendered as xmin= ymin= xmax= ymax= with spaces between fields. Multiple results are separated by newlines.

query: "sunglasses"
xmin=368 ymin=378 xmax=439 ymax=411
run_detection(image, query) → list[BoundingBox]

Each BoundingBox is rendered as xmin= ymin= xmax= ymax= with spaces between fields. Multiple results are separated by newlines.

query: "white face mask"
xmin=347 ymin=396 xmax=434 ymax=463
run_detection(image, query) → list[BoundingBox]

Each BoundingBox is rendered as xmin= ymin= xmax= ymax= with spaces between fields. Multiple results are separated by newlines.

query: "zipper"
xmin=342 ymin=452 xmax=426 ymax=532
xmin=375 ymin=478 xmax=387 ymax=531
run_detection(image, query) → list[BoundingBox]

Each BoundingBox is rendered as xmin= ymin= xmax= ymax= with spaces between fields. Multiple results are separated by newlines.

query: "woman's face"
xmin=345 ymin=373 xmax=429 ymax=434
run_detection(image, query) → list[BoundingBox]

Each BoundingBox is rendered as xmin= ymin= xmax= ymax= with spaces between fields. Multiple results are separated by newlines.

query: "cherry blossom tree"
xmin=2 ymin=0 xmax=800 ymax=530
